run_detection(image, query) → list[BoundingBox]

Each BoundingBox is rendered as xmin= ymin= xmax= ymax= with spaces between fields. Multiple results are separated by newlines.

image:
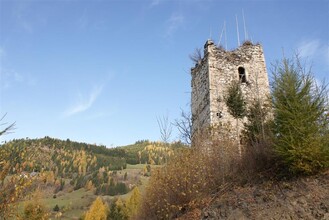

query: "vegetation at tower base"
xmin=243 ymin=99 xmax=272 ymax=146
xmin=271 ymin=56 xmax=329 ymax=175
xmin=225 ymin=80 xmax=246 ymax=119
xmin=225 ymin=80 xmax=247 ymax=156
xmin=136 ymin=130 xmax=240 ymax=220
xmin=136 ymin=55 xmax=329 ymax=219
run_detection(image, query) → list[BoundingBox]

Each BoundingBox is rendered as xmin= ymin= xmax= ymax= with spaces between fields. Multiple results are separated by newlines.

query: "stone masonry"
xmin=191 ymin=39 xmax=270 ymax=137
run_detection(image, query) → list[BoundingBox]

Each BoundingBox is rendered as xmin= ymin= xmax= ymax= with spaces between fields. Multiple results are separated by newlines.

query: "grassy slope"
xmin=16 ymin=164 xmax=158 ymax=219
xmin=2 ymin=138 xmax=175 ymax=219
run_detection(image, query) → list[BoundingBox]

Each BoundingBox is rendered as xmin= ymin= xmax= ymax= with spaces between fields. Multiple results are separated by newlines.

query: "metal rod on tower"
xmin=224 ymin=21 xmax=227 ymax=50
xmin=242 ymin=9 xmax=248 ymax=41
xmin=236 ymin=14 xmax=240 ymax=46
xmin=217 ymin=22 xmax=225 ymax=47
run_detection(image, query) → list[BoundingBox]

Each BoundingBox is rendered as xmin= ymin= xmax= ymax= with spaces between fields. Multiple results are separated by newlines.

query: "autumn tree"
xmin=85 ymin=197 xmax=107 ymax=220
xmin=0 ymin=115 xmax=25 ymax=219
xmin=23 ymin=190 xmax=49 ymax=220
xmin=108 ymin=198 xmax=128 ymax=220
xmin=23 ymin=202 xmax=49 ymax=220
xmin=126 ymin=187 xmax=141 ymax=218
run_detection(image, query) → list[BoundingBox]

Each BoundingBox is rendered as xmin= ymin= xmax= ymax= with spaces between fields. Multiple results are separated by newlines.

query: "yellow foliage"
xmin=137 ymin=131 xmax=238 ymax=219
xmin=85 ymin=197 xmax=107 ymax=220
xmin=22 ymin=189 xmax=49 ymax=220
xmin=85 ymin=180 xmax=94 ymax=191
xmin=126 ymin=187 xmax=141 ymax=217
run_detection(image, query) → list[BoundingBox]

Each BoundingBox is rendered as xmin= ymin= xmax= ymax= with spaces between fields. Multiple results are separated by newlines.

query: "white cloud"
xmin=0 ymin=67 xmax=36 ymax=89
xmin=149 ymin=0 xmax=161 ymax=7
xmin=64 ymin=85 xmax=103 ymax=117
xmin=165 ymin=13 xmax=184 ymax=38
xmin=297 ymin=39 xmax=329 ymax=70
xmin=12 ymin=1 xmax=33 ymax=33
xmin=77 ymin=9 xmax=89 ymax=30
xmin=298 ymin=39 xmax=321 ymax=59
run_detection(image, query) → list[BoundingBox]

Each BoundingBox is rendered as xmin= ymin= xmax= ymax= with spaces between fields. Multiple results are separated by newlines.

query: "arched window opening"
xmin=238 ymin=67 xmax=247 ymax=83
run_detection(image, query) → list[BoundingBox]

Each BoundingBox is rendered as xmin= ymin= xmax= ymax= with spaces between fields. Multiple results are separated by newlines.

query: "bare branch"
xmin=0 ymin=114 xmax=16 ymax=137
xmin=157 ymin=114 xmax=173 ymax=144
xmin=189 ymin=48 xmax=202 ymax=65
xmin=173 ymin=109 xmax=192 ymax=145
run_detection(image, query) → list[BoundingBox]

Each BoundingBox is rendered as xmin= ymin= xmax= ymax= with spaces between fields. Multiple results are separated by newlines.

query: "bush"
xmin=240 ymin=99 xmax=276 ymax=177
xmin=23 ymin=202 xmax=49 ymax=220
xmin=271 ymin=56 xmax=329 ymax=174
xmin=53 ymin=204 xmax=60 ymax=212
xmin=137 ymin=128 xmax=238 ymax=219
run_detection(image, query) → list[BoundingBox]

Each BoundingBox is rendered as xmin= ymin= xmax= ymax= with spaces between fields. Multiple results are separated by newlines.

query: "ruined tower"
xmin=191 ymin=40 xmax=270 ymax=136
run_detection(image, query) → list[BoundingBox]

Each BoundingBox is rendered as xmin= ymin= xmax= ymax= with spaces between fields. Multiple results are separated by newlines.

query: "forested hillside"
xmin=0 ymin=137 xmax=187 ymax=219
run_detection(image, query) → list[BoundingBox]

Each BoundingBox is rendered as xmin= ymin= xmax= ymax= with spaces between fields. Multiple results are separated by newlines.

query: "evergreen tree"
xmin=243 ymin=100 xmax=272 ymax=145
xmin=225 ymin=80 xmax=246 ymax=156
xmin=271 ymin=56 xmax=329 ymax=174
xmin=107 ymin=201 xmax=128 ymax=220
xmin=53 ymin=204 xmax=60 ymax=212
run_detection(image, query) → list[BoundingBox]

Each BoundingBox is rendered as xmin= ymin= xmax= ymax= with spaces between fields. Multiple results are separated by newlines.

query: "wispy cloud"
xmin=12 ymin=2 xmax=33 ymax=33
xmin=0 ymin=68 xmax=36 ymax=89
xmin=64 ymin=85 xmax=103 ymax=117
xmin=298 ymin=39 xmax=321 ymax=59
xmin=149 ymin=0 xmax=162 ymax=8
xmin=0 ymin=47 xmax=6 ymax=60
xmin=165 ymin=13 xmax=185 ymax=38
xmin=297 ymin=39 xmax=329 ymax=72
xmin=77 ymin=9 xmax=89 ymax=30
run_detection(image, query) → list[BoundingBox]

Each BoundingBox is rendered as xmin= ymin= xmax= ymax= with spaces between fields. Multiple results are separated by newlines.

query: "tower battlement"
xmin=191 ymin=39 xmax=270 ymax=136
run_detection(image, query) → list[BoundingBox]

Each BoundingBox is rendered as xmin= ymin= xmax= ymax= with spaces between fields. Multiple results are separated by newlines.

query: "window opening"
xmin=238 ymin=67 xmax=247 ymax=83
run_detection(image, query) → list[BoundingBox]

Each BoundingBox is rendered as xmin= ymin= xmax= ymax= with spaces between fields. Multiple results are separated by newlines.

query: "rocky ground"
xmin=202 ymin=170 xmax=329 ymax=220
xmin=179 ymin=170 xmax=329 ymax=220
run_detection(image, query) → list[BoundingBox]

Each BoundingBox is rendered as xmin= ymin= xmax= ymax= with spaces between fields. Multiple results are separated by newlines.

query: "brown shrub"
xmin=136 ymin=127 xmax=240 ymax=219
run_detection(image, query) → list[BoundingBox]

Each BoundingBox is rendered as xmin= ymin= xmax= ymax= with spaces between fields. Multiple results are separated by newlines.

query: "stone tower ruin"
xmin=191 ymin=39 xmax=270 ymax=137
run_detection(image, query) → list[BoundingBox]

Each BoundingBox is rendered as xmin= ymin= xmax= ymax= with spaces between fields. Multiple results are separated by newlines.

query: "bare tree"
xmin=173 ymin=109 xmax=192 ymax=145
xmin=0 ymin=113 xmax=15 ymax=137
xmin=157 ymin=114 xmax=172 ymax=144
xmin=189 ymin=48 xmax=202 ymax=65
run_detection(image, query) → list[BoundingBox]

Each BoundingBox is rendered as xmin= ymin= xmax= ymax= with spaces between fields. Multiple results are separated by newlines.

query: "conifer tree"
xmin=85 ymin=197 xmax=107 ymax=220
xmin=271 ymin=56 xmax=329 ymax=174
xmin=225 ymin=80 xmax=246 ymax=156
xmin=108 ymin=199 xmax=128 ymax=220
xmin=126 ymin=187 xmax=141 ymax=217
xmin=244 ymin=100 xmax=272 ymax=145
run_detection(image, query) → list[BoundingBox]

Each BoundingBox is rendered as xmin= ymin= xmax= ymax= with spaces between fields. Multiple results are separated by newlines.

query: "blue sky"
xmin=0 ymin=0 xmax=328 ymax=147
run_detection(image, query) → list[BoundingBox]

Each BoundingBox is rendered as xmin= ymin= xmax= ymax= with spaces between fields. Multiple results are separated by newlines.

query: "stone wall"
xmin=191 ymin=39 xmax=270 ymax=138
